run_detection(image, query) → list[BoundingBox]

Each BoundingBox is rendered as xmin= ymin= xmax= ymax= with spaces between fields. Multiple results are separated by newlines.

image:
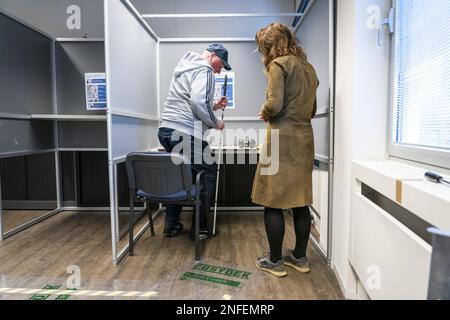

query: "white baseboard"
xmin=332 ymin=263 xmax=357 ymax=300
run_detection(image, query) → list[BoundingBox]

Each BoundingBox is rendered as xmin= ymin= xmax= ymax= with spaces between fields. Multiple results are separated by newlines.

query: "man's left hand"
xmin=214 ymin=97 xmax=228 ymax=111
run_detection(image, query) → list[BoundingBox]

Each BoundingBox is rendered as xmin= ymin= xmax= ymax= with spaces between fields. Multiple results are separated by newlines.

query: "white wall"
xmin=333 ymin=0 xmax=391 ymax=298
xmin=0 ymin=0 xmax=104 ymax=38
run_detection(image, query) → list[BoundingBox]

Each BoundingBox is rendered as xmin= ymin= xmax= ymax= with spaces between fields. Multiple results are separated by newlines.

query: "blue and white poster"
xmin=85 ymin=73 xmax=107 ymax=110
xmin=214 ymin=72 xmax=235 ymax=109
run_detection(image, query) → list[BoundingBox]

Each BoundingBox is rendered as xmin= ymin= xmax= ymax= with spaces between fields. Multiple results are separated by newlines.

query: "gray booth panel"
xmin=0 ymin=119 xmax=55 ymax=155
xmin=149 ymin=17 xmax=294 ymax=38
xmin=159 ymin=42 xmax=266 ymax=118
xmin=56 ymin=41 xmax=106 ymax=115
xmin=296 ymin=0 xmax=331 ymax=160
xmin=0 ymin=12 xmax=53 ymax=115
xmin=58 ymin=122 xmax=107 ymax=149
xmin=296 ymin=0 xmax=330 ymax=111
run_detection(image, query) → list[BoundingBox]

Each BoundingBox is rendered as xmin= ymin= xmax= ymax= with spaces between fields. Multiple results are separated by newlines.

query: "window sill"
xmin=353 ymin=160 xmax=450 ymax=232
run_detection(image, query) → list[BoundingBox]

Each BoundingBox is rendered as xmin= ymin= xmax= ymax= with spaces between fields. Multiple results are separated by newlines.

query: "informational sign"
xmin=214 ymin=72 xmax=235 ymax=109
xmin=85 ymin=73 xmax=107 ymax=110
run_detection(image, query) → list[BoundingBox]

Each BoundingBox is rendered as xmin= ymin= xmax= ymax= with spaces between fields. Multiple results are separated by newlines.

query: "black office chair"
xmin=125 ymin=152 xmax=210 ymax=260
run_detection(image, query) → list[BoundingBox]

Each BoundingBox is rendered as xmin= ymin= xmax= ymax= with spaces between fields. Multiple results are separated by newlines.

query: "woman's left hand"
xmin=258 ymin=112 xmax=269 ymax=122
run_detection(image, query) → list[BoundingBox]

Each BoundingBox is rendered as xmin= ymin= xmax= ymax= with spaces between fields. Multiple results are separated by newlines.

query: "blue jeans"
xmin=158 ymin=127 xmax=217 ymax=231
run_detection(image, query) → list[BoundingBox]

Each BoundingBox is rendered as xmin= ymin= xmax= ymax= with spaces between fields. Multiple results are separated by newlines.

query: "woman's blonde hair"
xmin=255 ymin=23 xmax=307 ymax=70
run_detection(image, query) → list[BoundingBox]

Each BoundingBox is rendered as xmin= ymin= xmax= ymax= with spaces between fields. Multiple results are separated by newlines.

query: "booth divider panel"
xmin=311 ymin=116 xmax=330 ymax=160
xmin=55 ymin=42 xmax=106 ymax=116
xmin=0 ymin=12 xmax=53 ymax=115
xmin=58 ymin=122 xmax=108 ymax=149
xmin=295 ymin=0 xmax=331 ymax=112
xmin=111 ymin=115 xmax=159 ymax=159
xmin=105 ymin=0 xmax=158 ymax=118
xmin=295 ymin=0 xmax=331 ymax=160
xmin=0 ymin=119 xmax=55 ymax=155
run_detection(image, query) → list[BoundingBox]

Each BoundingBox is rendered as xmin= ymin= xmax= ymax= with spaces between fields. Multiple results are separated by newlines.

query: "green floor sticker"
xmin=29 ymin=285 xmax=61 ymax=301
xmin=181 ymin=272 xmax=243 ymax=288
xmin=192 ymin=263 xmax=252 ymax=280
xmin=55 ymin=288 xmax=77 ymax=300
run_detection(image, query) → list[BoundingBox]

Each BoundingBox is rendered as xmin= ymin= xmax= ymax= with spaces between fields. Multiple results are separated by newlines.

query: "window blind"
xmin=393 ymin=0 xmax=450 ymax=151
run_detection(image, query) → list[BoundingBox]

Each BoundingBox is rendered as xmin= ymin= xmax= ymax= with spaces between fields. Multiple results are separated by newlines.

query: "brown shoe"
xmin=255 ymin=255 xmax=287 ymax=278
xmin=283 ymin=250 xmax=310 ymax=274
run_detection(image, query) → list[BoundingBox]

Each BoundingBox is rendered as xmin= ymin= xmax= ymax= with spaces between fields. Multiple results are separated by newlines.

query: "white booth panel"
xmin=351 ymin=193 xmax=432 ymax=300
xmin=312 ymin=116 xmax=330 ymax=159
xmin=111 ymin=115 xmax=158 ymax=160
xmin=105 ymin=0 xmax=158 ymax=117
xmin=312 ymin=167 xmax=329 ymax=250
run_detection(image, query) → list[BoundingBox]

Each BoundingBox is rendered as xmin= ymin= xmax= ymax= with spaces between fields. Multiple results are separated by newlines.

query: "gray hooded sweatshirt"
xmin=160 ymin=51 xmax=218 ymax=139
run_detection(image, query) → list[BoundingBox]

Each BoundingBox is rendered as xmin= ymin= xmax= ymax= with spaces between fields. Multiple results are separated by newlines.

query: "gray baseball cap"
xmin=206 ymin=43 xmax=232 ymax=71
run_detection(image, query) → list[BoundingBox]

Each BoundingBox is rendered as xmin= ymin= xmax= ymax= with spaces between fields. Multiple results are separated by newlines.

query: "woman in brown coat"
xmin=252 ymin=23 xmax=318 ymax=278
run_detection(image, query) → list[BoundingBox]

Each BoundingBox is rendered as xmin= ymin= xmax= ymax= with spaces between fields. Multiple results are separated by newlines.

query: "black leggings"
xmin=264 ymin=206 xmax=312 ymax=263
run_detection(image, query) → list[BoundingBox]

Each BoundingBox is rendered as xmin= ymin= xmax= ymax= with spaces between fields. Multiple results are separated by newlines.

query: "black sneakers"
xmin=163 ymin=223 xmax=184 ymax=238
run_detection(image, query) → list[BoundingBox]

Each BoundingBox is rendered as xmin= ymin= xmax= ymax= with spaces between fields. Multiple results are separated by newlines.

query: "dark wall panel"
xmin=61 ymin=151 xmax=76 ymax=202
xmin=0 ymin=156 xmax=26 ymax=200
xmin=78 ymin=151 xmax=109 ymax=206
xmin=218 ymin=153 xmax=258 ymax=207
xmin=26 ymin=153 xmax=56 ymax=200
xmin=0 ymin=153 xmax=56 ymax=201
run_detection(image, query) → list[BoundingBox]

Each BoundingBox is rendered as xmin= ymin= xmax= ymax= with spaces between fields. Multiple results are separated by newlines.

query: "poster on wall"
xmin=214 ymin=72 xmax=235 ymax=109
xmin=85 ymin=73 xmax=107 ymax=110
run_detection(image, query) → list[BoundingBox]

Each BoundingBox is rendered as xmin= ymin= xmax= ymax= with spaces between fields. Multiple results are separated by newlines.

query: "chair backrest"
xmin=125 ymin=152 xmax=192 ymax=197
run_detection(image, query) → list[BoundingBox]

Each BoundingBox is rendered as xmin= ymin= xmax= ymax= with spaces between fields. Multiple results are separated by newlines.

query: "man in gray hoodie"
xmin=158 ymin=43 xmax=231 ymax=239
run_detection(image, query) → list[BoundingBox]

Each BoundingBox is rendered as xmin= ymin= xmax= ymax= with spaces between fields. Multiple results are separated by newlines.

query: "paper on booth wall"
xmin=214 ymin=72 xmax=235 ymax=109
xmin=85 ymin=73 xmax=107 ymax=110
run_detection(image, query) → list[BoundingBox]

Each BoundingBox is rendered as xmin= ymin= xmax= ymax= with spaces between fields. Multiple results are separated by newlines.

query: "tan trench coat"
xmin=251 ymin=55 xmax=318 ymax=209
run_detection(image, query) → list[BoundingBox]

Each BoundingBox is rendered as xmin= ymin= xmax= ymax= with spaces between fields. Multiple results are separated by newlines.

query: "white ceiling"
xmin=130 ymin=0 xmax=298 ymax=38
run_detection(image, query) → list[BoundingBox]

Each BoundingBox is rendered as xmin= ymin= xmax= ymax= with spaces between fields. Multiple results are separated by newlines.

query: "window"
xmin=390 ymin=0 xmax=450 ymax=169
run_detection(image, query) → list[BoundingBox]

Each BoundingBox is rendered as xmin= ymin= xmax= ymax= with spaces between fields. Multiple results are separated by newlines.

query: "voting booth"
xmin=0 ymin=0 xmax=335 ymax=265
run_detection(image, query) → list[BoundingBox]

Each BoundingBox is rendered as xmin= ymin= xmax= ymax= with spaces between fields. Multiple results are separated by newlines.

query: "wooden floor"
xmin=0 ymin=210 xmax=343 ymax=300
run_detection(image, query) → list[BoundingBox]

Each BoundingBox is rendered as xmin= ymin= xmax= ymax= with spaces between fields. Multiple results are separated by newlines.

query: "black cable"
xmin=425 ymin=171 xmax=450 ymax=187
